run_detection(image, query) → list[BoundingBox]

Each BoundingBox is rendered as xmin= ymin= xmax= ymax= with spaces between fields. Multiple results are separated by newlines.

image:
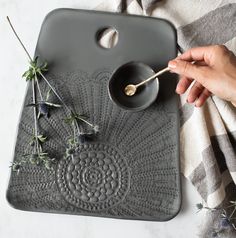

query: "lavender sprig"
xmin=64 ymin=111 xmax=99 ymax=158
xmin=7 ymin=16 xmax=99 ymax=171
xmin=7 ymin=17 xmax=59 ymax=172
xmin=196 ymin=201 xmax=236 ymax=237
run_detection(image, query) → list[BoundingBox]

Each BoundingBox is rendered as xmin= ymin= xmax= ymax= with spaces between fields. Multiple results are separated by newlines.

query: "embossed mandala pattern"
xmin=56 ymin=143 xmax=130 ymax=211
xmin=7 ymin=69 xmax=180 ymax=220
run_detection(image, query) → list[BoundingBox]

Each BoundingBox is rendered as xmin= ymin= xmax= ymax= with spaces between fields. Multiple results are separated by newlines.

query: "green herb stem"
xmin=38 ymin=71 xmax=70 ymax=112
xmin=7 ymin=16 xmax=33 ymax=62
xmin=35 ymin=74 xmax=43 ymax=101
xmin=73 ymin=121 xmax=77 ymax=143
xmin=229 ymin=206 xmax=236 ymax=220
xmin=32 ymin=78 xmax=40 ymax=154
xmin=7 ymin=17 xmax=69 ymax=113
xmin=225 ymin=204 xmax=236 ymax=209
xmin=75 ymin=119 xmax=82 ymax=134
xmin=77 ymin=116 xmax=94 ymax=128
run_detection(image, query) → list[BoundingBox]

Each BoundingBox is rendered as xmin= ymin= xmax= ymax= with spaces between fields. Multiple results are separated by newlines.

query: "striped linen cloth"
xmin=93 ymin=0 xmax=236 ymax=237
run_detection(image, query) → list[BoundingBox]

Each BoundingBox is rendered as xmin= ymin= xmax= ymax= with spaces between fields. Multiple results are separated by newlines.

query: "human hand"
xmin=168 ymin=45 xmax=236 ymax=107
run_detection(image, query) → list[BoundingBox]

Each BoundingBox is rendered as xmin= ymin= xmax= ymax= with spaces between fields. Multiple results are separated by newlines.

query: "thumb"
xmin=168 ymin=59 xmax=207 ymax=82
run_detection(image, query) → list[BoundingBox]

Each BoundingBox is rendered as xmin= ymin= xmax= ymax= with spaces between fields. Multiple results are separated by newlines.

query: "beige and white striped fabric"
xmin=93 ymin=0 xmax=236 ymax=236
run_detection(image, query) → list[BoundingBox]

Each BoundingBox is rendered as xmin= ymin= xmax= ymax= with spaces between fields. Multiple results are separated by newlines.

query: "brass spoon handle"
xmin=135 ymin=67 xmax=170 ymax=88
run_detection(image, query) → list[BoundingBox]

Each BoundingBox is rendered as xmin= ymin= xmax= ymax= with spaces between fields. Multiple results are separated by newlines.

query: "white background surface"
xmin=0 ymin=1 xmax=202 ymax=237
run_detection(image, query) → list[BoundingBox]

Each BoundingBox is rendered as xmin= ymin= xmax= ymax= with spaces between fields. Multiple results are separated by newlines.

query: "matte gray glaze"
xmin=7 ymin=8 xmax=181 ymax=221
xmin=108 ymin=61 xmax=159 ymax=111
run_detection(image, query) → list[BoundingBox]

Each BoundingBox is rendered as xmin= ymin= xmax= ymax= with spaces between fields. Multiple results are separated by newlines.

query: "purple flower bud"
xmin=66 ymin=147 xmax=75 ymax=155
xmin=220 ymin=217 xmax=231 ymax=229
xmin=211 ymin=231 xmax=218 ymax=237
xmin=93 ymin=125 xmax=99 ymax=134
xmin=196 ymin=203 xmax=203 ymax=210
xmin=13 ymin=163 xmax=21 ymax=171
xmin=78 ymin=134 xmax=86 ymax=143
xmin=39 ymin=102 xmax=49 ymax=117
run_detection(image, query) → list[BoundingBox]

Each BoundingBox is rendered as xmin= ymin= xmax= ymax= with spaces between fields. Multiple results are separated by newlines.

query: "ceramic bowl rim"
xmin=108 ymin=61 xmax=159 ymax=111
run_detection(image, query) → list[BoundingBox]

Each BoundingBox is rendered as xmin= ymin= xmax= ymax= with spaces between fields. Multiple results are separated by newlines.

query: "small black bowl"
xmin=108 ymin=62 xmax=159 ymax=111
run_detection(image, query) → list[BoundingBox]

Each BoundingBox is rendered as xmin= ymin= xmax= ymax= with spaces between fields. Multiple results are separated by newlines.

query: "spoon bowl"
xmin=124 ymin=84 xmax=137 ymax=96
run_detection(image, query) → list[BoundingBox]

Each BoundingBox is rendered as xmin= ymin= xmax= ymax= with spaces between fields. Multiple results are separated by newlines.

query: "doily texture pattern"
xmin=7 ymin=69 xmax=180 ymax=221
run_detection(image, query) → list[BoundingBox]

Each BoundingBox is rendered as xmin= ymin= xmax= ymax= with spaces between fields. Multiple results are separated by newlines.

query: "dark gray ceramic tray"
xmin=7 ymin=9 xmax=181 ymax=221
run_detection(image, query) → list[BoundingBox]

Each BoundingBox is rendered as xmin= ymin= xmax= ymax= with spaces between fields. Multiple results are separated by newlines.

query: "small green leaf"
xmin=41 ymin=62 xmax=48 ymax=72
xmin=30 ymin=57 xmax=38 ymax=67
xmin=75 ymin=114 xmax=88 ymax=120
xmin=44 ymin=161 xmax=52 ymax=170
xmin=22 ymin=57 xmax=48 ymax=82
xmin=37 ymin=112 xmax=41 ymax=119
xmin=37 ymin=134 xmax=47 ymax=143
xmin=29 ymin=154 xmax=38 ymax=164
xmin=13 ymin=164 xmax=21 ymax=172
xmin=22 ymin=153 xmax=31 ymax=158
xmin=30 ymin=140 xmax=35 ymax=146
xmin=93 ymin=125 xmax=99 ymax=134
xmin=68 ymin=138 xmax=76 ymax=145
xmin=46 ymin=89 xmax=52 ymax=101
xmin=39 ymin=152 xmax=48 ymax=156
xmin=22 ymin=69 xmax=33 ymax=81
xmin=22 ymin=71 xmax=28 ymax=77
xmin=26 ymin=103 xmax=36 ymax=107
xmin=45 ymin=102 xmax=61 ymax=108
xmin=64 ymin=117 xmax=74 ymax=125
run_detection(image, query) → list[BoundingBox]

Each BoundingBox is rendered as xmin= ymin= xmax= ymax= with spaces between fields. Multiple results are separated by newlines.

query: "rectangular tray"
xmin=7 ymin=9 xmax=181 ymax=221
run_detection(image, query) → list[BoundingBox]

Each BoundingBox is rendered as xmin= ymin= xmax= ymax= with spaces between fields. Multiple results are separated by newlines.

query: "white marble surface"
xmin=0 ymin=1 xmax=202 ymax=237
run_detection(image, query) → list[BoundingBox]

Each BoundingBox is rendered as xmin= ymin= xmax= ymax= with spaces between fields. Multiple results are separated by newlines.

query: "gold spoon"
xmin=124 ymin=67 xmax=170 ymax=96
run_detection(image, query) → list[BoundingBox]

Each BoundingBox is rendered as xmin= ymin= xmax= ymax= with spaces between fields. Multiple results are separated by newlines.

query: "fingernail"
xmin=168 ymin=60 xmax=177 ymax=69
xmin=175 ymin=86 xmax=181 ymax=94
xmin=195 ymin=100 xmax=200 ymax=107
